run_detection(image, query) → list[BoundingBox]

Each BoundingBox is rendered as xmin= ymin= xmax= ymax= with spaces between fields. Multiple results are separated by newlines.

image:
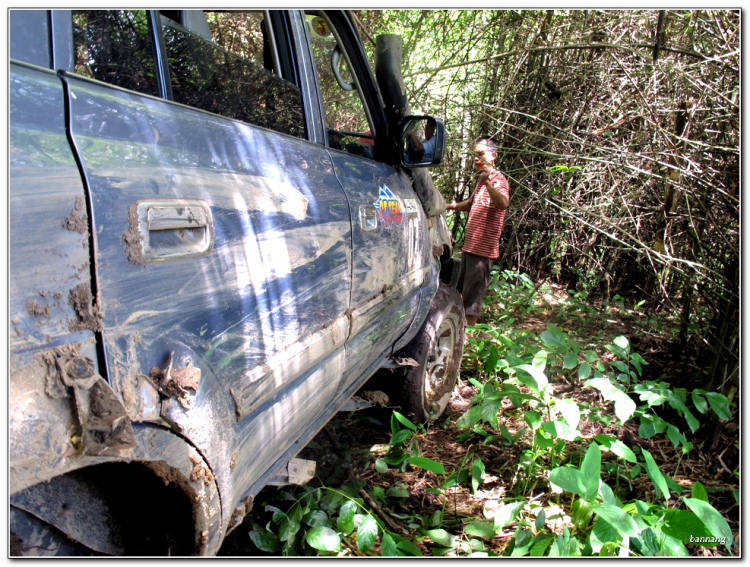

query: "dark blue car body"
xmin=10 ymin=9 xmax=458 ymax=555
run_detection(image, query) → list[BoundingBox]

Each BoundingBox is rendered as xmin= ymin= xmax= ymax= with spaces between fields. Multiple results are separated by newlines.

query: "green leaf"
xmin=375 ymin=458 xmax=388 ymax=473
xmin=613 ymin=335 xmax=629 ymax=350
xmin=396 ymin=540 xmax=423 ymax=556
xmin=380 ymin=532 xmax=400 ymax=556
xmin=549 ymin=466 xmax=585 ymax=495
xmin=302 ymin=509 xmax=330 ymax=528
xmin=585 ymin=378 xmax=636 ymax=423
xmin=660 ymin=509 xmax=713 ymax=543
xmin=392 ymin=411 xmax=417 ymax=431
xmin=580 ymin=443 xmax=602 ymax=502
xmin=337 ymin=500 xmax=357 ymax=535
xmin=530 ymin=536 xmax=553 ymax=556
xmin=641 ymin=448 xmax=670 ymax=502
xmin=585 ymin=350 xmax=598 ymax=363
xmin=472 ymin=458 xmax=485 ymax=493
xmin=542 ymin=419 xmax=580 ymax=441
xmin=704 ymin=391 xmax=731 ymax=420
xmin=524 ymin=409 xmax=542 ymax=431
xmin=684 ymin=497 xmax=734 ymax=552
xmin=389 ymin=429 xmax=412 ymax=445
xmin=692 ymin=481 xmax=709 ymax=502
xmin=465 ymin=521 xmax=496 ymax=539
xmin=493 ymin=501 xmax=525 ymax=530
xmin=356 ymin=514 xmax=379 ymax=553
xmin=408 ymin=457 xmax=445 ymax=475
xmin=249 ymin=528 xmax=281 ymax=552
xmin=532 ymin=349 xmax=548 ymax=371
xmin=589 ymin=518 xmax=621 ymax=553
xmin=279 ymin=516 xmax=301 ymax=543
xmin=578 ymin=362 xmax=592 ymax=380
xmin=691 ymin=391 xmax=708 ymax=415
xmin=563 ymin=351 xmax=578 ymax=369
xmin=515 ymin=364 xmax=548 ymax=393
xmin=306 ymin=526 xmax=341 ymax=552
xmin=592 ymin=504 xmax=639 ymax=538
xmin=427 ymin=528 xmax=457 ymax=548
xmin=535 ymin=509 xmax=546 ymax=530
xmin=456 ymin=405 xmax=482 ymax=429
xmin=386 ymin=486 xmax=410 ymax=499
xmin=480 ymin=398 xmax=502 ymax=427
xmin=554 ymin=397 xmax=580 ymax=429
xmin=594 ymin=434 xmax=637 ymax=463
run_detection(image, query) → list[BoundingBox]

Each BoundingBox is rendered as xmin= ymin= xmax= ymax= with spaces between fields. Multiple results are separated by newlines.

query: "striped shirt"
xmin=463 ymin=170 xmax=509 ymax=259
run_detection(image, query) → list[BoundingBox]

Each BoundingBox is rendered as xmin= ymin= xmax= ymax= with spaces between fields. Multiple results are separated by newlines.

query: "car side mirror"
xmin=400 ymin=115 xmax=446 ymax=168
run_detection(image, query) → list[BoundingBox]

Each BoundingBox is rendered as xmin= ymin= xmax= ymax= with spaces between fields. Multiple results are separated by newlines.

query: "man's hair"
xmin=474 ymin=136 xmax=497 ymax=153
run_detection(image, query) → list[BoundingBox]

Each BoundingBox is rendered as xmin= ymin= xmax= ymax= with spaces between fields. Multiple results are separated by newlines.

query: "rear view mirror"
xmin=401 ymin=115 xmax=445 ymax=168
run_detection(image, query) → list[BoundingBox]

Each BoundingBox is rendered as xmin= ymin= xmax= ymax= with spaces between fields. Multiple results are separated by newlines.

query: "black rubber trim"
xmin=57 ymin=70 xmax=110 ymax=383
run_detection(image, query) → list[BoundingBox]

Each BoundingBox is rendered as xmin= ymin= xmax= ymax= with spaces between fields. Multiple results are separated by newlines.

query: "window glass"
xmin=161 ymin=11 xmax=304 ymax=138
xmin=72 ymin=10 xmax=159 ymax=96
xmin=305 ymin=11 xmax=374 ymax=158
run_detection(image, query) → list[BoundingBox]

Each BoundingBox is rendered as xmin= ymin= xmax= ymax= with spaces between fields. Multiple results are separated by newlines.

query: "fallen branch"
xmin=359 ymin=488 xmax=409 ymax=535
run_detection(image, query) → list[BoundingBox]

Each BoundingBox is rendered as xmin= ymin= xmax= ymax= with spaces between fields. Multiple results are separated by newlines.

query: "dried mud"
xmin=68 ymin=283 xmax=103 ymax=333
xmin=62 ymin=196 xmax=88 ymax=234
xmin=26 ymin=300 xmax=50 ymax=318
xmin=123 ymin=203 xmax=146 ymax=265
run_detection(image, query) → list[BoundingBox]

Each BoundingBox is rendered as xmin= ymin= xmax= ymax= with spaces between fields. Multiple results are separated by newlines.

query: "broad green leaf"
xmin=337 ymin=500 xmax=357 ymax=535
xmin=380 ymin=532 xmax=400 ymax=556
xmin=599 ymin=482 xmax=617 ymax=505
xmin=542 ymin=419 xmax=580 ymax=441
xmin=249 ymin=528 xmax=281 ymax=552
xmin=480 ymin=398 xmax=502 ymax=427
xmin=465 ymin=521 xmax=495 ymax=539
xmin=515 ymin=364 xmax=548 ymax=392
xmin=456 ymin=405 xmax=482 ymax=429
xmin=692 ymin=481 xmax=708 ymax=502
xmin=660 ymin=509 xmax=713 ymax=543
xmin=493 ymin=501 xmax=525 ymax=530
xmin=524 ymin=409 xmax=542 ymax=431
xmin=704 ymin=391 xmax=732 ymax=420
xmin=549 ymin=466 xmax=585 ymax=495
xmin=530 ymin=536 xmax=553 ymax=556
xmin=589 ymin=517 xmax=621 ymax=553
xmin=684 ymin=497 xmax=734 ymax=552
xmin=392 ymin=411 xmax=417 ymax=431
xmin=585 ymin=378 xmax=636 ymax=423
xmin=592 ymin=504 xmax=639 ymax=538
xmin=554 ymin=397 xmax=580 ymax=429
xmin=532 ymin=349 xmax=548 ymax=371
xmin=605 ymin=343 xmax=628 ymax=360
xmin=306 ymin=527 xmax=341 ymax=552
xmin=426 ymin=529 xmax=457 ymax=548
xmin=375 ymin=458 xmax=388 ymax=473
xmin=613 ymin=335 xmax=629 ymax=350
xmin=580 ymin=443 xmax=602 ymax=502
xmin=540 ymin=330 xmax=566 ymax=351
xmin=386 ymin=486 xmax=410 ymax=499
xmin=641 ymin=448 xmax=670 ymax=502
xmin=396 ymin=539 xmax=423 ymax=556
xmin=389 ymin=429 xmax=412 ymax=445
xmin=279 ymin=517 xmax=301 ymax=542
xmin=585 ymin=350 xmax=598 ymax=363
xmin=594 ymin=434 xmax=637 ymax=463
xmin=472 ymin=458 xmax=485 ymax=493
xmin=356 ymin=514 xmax=379 ymax=553
xmin=563 ymin=351 xmax=578 ymax=369
xmin=302 ymin=509 xmax=330 ymax=528
xmin=691 ymin=391 xmax=708 ymax=415
xmin=535 ymin=509 xmax=546 ymax=530
xmin=408 ymin=457 xmax=445 ymax=475
xmin=578 ymin=362 xmax=592 ymax=380
xmin=666 ymin=392 xmax=699 ymax=433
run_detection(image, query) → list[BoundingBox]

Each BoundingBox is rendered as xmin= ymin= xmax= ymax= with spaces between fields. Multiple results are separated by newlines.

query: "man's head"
xmin=424 ymin=119 xmax=436 ymax=140
xmin=473 ymin=136 xmax=497 ymax=171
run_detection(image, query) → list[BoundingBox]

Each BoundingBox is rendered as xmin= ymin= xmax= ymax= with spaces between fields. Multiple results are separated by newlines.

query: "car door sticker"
xmin=374 ymin=185 xmax=404 ymax=229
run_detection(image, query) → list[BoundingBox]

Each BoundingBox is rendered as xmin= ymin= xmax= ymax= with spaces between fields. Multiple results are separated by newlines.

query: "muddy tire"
xmin=397 ymin=285 xmax=465 ymax=423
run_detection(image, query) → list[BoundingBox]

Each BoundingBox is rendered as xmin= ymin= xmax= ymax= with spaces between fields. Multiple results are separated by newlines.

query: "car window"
xmin=161 ymin=11 xmax=305 ymax=138
xmin=304 ymin=11 xmax=375 ymax=159
xmin=72 ymin=10 xmax=160 ymax=97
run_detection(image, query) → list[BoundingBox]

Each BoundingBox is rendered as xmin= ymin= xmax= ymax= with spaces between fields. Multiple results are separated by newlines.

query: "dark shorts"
xmin=456 ymin=252 xmax=494 ymax=318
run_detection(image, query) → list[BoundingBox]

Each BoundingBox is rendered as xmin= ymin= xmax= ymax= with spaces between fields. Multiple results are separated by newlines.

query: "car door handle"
xmin=359 ymin=205 xmax=378 ymax=232
xmin=132 ymin=199 xmax=213 ymax=262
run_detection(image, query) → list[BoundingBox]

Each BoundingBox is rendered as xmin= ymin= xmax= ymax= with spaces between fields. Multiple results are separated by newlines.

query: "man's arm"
xmin=480 ymin=172 xmax=509 ymax=210
xmin=408 ymin=131 xmax=425 ymax=152
xmin=446 ymin=199 xmax=472 ymax=212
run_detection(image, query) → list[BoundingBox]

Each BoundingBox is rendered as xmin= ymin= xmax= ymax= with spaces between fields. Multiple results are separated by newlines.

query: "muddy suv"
xmin=10 ymin=10 xmax=464 ymax=555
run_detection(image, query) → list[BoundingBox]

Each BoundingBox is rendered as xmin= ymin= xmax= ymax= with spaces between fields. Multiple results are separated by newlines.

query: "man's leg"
xmin=460 ymin=253 xmax=493 ymax=327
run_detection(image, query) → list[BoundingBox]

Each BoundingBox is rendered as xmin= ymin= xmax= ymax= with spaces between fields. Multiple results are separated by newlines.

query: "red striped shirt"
xmin=463 ymin=170 xmax=509 ymax=259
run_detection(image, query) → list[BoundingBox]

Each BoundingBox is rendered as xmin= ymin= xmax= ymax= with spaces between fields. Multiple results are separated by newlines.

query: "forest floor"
xmin=220 ymin=283 xmax=739 ymax=557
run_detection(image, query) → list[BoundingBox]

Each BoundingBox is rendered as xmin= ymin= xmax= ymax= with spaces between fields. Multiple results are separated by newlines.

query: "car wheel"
xmin=398 ymin=285 xmax=465 ymax=422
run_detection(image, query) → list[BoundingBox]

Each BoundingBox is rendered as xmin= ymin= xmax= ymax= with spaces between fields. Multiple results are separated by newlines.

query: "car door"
xmin=61 ymin=10 xmax=353 ymax=515
xmin=299 ymin=10 xmax=436 ymax=390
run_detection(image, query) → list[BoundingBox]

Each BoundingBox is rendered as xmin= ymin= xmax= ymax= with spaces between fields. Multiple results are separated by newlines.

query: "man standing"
xmin=407 ymin=118 xmax=436 ymax=162
xmin=446 ymin=136 xmax=510 ymax=326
